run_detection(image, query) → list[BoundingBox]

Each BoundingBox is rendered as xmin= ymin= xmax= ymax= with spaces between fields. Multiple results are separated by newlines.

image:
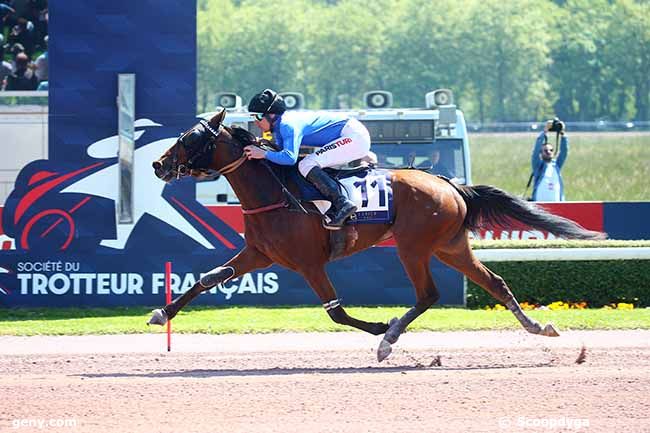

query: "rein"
xmin=175 ymin=119 xmax=245 ymax=177
xmin=210 ymin=126 xmax=308 ymax=216
xmin=217 ymin=154 xmax=247 ymax=175
xmin=172 ymin=119 xmax=308 ymax=216
xmin=241 ymin=201 xmax=289 ymax=215
xmin=223 ymin=159 xmax=303 ymax=216
xmin=200 ymin=119 xmax=250 ymax=176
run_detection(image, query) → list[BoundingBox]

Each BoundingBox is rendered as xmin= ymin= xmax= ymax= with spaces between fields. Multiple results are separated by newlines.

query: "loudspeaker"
xmin=425 ymin=89 xmax=454 ymax=109
xmin=364 ymin=91 xmax=393 ymax=109
xmin=279 ymin=92 xmax=305 ymax=110
xmin=215 ymin=92 xmax=242 ymax=110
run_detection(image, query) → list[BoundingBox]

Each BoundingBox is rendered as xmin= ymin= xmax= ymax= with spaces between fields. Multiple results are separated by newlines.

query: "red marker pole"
xmin=165 ymin=261 xmax=172 ymax=352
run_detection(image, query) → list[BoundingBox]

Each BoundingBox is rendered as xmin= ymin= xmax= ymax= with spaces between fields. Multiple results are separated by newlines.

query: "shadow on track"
xmin=73 ymin=361 xmax=556 ymax=379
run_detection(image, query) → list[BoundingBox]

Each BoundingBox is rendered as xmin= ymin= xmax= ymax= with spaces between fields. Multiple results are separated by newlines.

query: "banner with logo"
xmin=0 ymin=0 xmax=466 ymax=307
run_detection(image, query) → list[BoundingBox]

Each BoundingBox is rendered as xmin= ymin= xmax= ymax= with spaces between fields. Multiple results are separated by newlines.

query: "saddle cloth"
xmin=269 ymin=164 xmax=394 ymax=225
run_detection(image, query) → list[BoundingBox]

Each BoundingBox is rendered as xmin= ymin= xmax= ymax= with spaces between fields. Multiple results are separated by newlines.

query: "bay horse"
xmin=148 ymin=110 xmax=605 ymax=362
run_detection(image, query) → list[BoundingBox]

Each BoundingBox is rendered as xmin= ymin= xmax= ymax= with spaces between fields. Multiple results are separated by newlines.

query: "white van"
xmin=197 ymin=91 xmax=471 ymax=204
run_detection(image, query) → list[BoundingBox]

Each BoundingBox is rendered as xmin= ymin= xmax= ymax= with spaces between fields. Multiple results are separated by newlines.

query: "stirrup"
xmin=323 ymin=203 xmax=357 ymax=230
xmin=323 ymin=218 xmax=345 ymax=230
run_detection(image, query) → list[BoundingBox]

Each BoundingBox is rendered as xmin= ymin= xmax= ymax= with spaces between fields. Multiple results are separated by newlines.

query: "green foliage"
xmin=459 ymin=0 xmax=555 ymax=122
xmin=466 ymin=260 xmax=650 ymax=308
xmin=197 ymin=0 xmax=650 ymax=121
xmin=470 ymin=132 xmax=650 ymax=200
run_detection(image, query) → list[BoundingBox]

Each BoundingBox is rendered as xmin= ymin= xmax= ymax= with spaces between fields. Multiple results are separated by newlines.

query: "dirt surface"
xmin=1 ymin=330 xmax=649 ymax=433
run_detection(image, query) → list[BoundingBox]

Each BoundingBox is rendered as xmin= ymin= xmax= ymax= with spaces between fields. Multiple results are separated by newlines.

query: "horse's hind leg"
xmin=377 ymin=252 xmax=440 ymax=362
xmin=435 ymin=232 xmax=559 ymax=337
xmin=147 ymin=246 xmax=272 ymax=325
xmin=302 ymin=268 xmax=390 ymax=336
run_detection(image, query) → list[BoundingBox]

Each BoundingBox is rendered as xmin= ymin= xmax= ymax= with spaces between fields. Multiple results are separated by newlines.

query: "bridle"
xmin=166 ymin=118 xmax=306 ymax=215
xmin=169 ymin=119 xmax=246 ymax=179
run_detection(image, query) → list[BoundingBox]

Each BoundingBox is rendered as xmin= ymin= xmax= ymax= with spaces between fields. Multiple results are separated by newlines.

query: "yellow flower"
xmin=617 ymin=303 xmax=634 ymax=310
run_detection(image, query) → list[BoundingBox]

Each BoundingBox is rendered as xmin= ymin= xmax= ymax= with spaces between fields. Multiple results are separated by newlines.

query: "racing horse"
xmin=148 ymin=110 xmax=605 ymax=361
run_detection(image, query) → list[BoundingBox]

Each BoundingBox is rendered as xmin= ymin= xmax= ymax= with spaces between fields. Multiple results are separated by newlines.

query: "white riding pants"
xmin=298 ymin=118 xmax=371 ymax=177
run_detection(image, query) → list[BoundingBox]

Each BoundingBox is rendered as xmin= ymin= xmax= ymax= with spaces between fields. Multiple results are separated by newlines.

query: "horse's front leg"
xmin=303 ymin=267 xmax=390 ymax=336
xmin=147 ymin=246 xmax=273 ymax=326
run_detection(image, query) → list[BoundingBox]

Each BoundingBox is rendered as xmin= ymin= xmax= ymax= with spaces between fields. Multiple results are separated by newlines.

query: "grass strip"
xmin=1 ymin=306 xmax=648 ymax=336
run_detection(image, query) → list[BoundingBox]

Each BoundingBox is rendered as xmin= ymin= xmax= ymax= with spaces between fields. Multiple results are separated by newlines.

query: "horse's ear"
xmin=209 ymin=109 xmax=226 ymax=128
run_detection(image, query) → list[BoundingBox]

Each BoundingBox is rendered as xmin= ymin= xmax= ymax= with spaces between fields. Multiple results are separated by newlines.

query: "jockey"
xmin=244 ymin=88 xmax=371 ymax=230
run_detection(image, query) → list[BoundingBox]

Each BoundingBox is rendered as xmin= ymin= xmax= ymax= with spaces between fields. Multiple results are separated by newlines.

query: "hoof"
xmin=541 ymin=323 xmax=560 ymax=337
xmin=377 ymin=339 xmax=393 ymax=362
xmin=147 ymin=308 xmax=168 ymax=326
xmin=382 ymin=317 xmax=401 ymax=344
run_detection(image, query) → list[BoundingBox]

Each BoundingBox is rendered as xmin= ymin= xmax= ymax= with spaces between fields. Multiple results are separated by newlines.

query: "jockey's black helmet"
xmin=248 ymin=89 xmax=286 ymax=115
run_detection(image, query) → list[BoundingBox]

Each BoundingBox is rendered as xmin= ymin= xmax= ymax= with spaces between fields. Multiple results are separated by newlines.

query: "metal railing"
xmin=467 ymin=120 xmax=650 ymax=133
xmin=0 ymin=91 xmax=49 ymax=205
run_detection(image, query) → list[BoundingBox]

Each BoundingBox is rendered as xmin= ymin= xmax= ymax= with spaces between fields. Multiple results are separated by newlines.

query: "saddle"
xmin=267 ymin=162 xmax=394 ymax=223
xmin=267 ymin=162 xmax=395 ymax=261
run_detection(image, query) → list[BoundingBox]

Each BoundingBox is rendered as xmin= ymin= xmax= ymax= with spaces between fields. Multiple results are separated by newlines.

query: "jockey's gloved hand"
xmin=257 ymin=138 xmax=280 ymax=151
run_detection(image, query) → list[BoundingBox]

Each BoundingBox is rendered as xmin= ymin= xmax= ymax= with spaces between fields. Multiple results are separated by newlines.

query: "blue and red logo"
xmin=2 ymin=119 xmax=244 ymax=253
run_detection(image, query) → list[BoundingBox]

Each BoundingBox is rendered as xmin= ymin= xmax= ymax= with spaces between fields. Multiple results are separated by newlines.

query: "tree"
xmin=380 ymin=0 xmax=466 ymax=109
xmin=609 ymin=0 xmax=650 ymax=120
xmin=195 ymin=0 xmax=649 ymax=120
xmin=301 ymin=0 xmax=395 ymax=108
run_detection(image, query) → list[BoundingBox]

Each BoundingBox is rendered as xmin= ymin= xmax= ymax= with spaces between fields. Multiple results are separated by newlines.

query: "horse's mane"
xmin=228 ymin=125 xmax=282 ymax=152
xmin=229 ymin=126 xmax=257 ymax=147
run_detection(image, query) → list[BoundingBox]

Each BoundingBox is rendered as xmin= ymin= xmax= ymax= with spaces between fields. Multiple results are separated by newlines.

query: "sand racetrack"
xmin=1 ymin=330 xmax=649 ymax=433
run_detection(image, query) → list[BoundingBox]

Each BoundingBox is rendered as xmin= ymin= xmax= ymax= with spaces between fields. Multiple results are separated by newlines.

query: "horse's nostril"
xmin=152 ymin=161 xmax=162 ymax=170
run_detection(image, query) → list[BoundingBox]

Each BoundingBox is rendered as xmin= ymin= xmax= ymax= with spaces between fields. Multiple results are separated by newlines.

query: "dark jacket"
xmin=5 ymin=69 xmax=38 ymax=90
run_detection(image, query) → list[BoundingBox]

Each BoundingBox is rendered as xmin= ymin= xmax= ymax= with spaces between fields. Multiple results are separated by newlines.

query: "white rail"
xmin=0 ymin=91 xmax=48 ymax=97
xmin=474 ymin=247 xmax=650 ymax=262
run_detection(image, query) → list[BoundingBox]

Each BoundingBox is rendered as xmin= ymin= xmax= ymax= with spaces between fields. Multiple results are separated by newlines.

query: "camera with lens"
xmin=547 ymin=117 xmax=565 ymax=133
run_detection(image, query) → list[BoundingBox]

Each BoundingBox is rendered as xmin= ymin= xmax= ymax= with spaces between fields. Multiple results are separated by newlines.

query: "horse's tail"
xmin=453 ymin=184 xmax=606 ymax=240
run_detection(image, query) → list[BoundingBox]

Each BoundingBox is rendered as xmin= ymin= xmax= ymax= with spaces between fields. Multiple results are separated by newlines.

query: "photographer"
xmin=529 ymin=117 xmax=569 ymax=202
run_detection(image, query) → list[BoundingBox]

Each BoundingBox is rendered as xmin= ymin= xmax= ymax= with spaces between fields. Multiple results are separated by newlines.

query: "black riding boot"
xmin=306 ymin=167 xmax=357 ymax=230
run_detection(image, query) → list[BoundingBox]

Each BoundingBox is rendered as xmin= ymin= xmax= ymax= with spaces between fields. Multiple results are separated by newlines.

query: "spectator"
xmin=7 ymin=22 xmax=35 ymax=56
xmin=0 ymin=1 xmax=16 ymax=34
xmin=34 ymin=34 xmax=47 ymax=82
xmin=530 ymin=118 xmax=568 ymax=202
xmin=27 ymin=0 xmax=47 ymax=47
xmin=417 ymin=147 xmax=455 ymax=179
xmin=8 ymin=42 xmax=25 ymax=57
xmin=4 ymin=51 xmax=37 ymax=90
xmin=0 ymin=35 xmax=13 ymax=86
xmin=8 ymin=42 xmax=25 ymax=70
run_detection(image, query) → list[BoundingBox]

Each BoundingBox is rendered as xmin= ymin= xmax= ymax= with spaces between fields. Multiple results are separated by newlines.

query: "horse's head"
xmin=152 ymin=109 xmax=252 ymax=182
